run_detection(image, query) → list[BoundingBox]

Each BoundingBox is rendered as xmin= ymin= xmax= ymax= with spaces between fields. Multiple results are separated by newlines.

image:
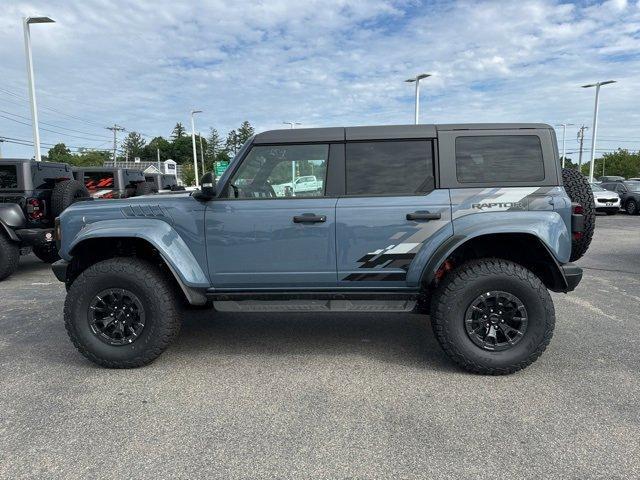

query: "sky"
xmin=1 ymin=0 xmax=639 ymax=159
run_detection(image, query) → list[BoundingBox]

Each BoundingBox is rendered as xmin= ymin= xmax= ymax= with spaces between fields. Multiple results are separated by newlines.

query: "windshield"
xmin=590 ymin=183 xmax=606 ymax=192
xmin=0 ymin=165 xmax=18 ymax=189
xmin=625 ymin=181 xmax=640 ymax=192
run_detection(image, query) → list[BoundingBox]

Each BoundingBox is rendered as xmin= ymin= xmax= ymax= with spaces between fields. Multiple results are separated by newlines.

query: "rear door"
xmin=335 ymin=139 xmax=451 ymax=288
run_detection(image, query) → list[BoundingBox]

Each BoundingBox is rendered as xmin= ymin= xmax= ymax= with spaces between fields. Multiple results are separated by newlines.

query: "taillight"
xmin=26 ymin=198 xmax=45 ymax=221
xmin=573 ymin=204 xmax=584 ymax=215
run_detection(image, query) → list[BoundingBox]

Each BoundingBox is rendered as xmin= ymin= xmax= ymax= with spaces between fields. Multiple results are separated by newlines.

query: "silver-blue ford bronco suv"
xmin=53 ymin=124 xmax=594 ymax=374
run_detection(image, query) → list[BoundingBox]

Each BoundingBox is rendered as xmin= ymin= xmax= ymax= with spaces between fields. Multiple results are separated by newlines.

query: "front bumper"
xmin=561 ymin=264 xmax=583 ymax=292
xmin=51 ymin=259 xmax=69 ymax=283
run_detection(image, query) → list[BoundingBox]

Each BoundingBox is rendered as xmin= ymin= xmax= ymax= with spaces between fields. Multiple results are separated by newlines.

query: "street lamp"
xmin=282 ymin=121 xmax=301 ymax=129
xmin=283 ymin=122 xmax=301 ymax=187
xmin=23 ymin=16 xmax=55 ymax=162
xmin=555 ymin=123 xmax=574 ymax=168
xmin=190 ymin=110 xmax=202 ymax=187
xmin=405 ymin=73 xmax=431 ymax=124
xmin=582 ymin=80 xmax=616 ymax=182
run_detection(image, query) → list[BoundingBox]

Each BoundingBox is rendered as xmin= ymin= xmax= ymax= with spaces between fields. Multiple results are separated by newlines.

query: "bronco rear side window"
xmin=0 ymin=165 xmax=18 ymax=189
xmin=455 ymin=135 xmax=544 ymax=183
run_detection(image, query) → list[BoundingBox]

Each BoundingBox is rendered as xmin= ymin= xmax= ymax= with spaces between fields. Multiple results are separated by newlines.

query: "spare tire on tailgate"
xmin=51 ymin=179 xmax=90 ymax=217
xmin=562 ymin=168 xmax=595 ymax=261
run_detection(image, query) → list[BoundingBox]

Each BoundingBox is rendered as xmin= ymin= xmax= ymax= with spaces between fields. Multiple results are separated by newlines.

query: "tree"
xmin=171 ymin=122 xmax=186 ymax=139
xmin=181 ymin=162 xmax=195 ymax=186
xmin=206 ymin=128 xmax=223 ymax=161
xmin=237 ymin=121 xmax=255 ymax=145
xmin=121 ymin=131 xmax=146 ymax=160
xmin=580 ymin=149 xmax=640 ymax=179
xmin=171 ymin=136 xmax=195 ymax=164
xmin=225 ymin=129 xmax=240 ymax=156
xmin=143 ymin=136 xmax=172 ymax=162
xmin=48 ymin=143 xmax=73 ymax=163
xmin=67 ymin=150 xmax=110 ymax=167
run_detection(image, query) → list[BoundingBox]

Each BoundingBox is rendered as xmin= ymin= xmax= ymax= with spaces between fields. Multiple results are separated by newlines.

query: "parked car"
xmin=144 ymin=173 xmax=185 ymax=193
xmin=53 ymin=123 xmax=592 ymax=374
xmin=601 ymin=180 xmax=640 ymax=215
xmin=73 ymin=167 xmax=153 ymax=198
xmin=0 ymin=159 xmax=89 ymax=281
xmin=590 ymin=183 xmax=620 ymax=215
xmin=599 ymin=175 xmax=625 ymax=182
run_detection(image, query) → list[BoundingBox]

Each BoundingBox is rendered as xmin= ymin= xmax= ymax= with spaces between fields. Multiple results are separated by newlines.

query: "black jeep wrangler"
xmin=0 ymin=159 xmax=89 ymax=281
xmin=144 ymin=173 xmax=185 ymax=193
xmin=73 ymin=167 xmax=153 ymax=199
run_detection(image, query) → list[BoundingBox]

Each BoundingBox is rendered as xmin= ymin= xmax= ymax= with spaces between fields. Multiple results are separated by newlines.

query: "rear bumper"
xmin=561 ymin=264 xmax=583 ymax=292
xmin=51 ymin=259 xmax=69 ymax=283
xmin=15 ymin=228 xmax=55 ymax=247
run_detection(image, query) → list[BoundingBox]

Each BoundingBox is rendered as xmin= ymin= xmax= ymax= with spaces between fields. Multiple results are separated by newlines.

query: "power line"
xmin=0 ymin=108 xmax=111 ymax=140
xmin=0 ymin=113 xmax=114 ymax=143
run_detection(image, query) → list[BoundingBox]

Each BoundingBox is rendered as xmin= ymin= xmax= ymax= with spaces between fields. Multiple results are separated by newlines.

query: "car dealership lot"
xmin=1 ymin=215 xmax=639 ymax=479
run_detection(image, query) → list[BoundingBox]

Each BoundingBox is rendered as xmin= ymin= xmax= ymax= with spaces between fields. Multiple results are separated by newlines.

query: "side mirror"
xmin=194 ymin=172 xmax=216 ymax=200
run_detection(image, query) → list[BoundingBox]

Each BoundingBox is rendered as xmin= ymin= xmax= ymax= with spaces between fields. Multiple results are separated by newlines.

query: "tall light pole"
xmin=190 ymin=110 xmax=202 ymax=187
xmin=23 ymin=16 xmax=55 ymax=162
xmin=555 ymin=123 xmax=574 ymax=168
xmin=582 ymin=80 xmax=616 ymax=182
xmin=405 ymin=73 xmax=431 ymax=124
xmin=282 ymin=122 xmax=301 ymax=129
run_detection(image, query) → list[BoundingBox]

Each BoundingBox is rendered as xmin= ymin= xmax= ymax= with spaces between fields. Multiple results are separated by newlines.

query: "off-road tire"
xmin=626 ymin=199 xmax=638 ymax=215
xmin=562 ymin=168 xmax=595 ymax=261
xmin=51 ymin=179 xmax=90 ymax=217
xmin=430 ymin=258 xmax=555 ymax=375
xmin=64 ymin=257 xmax=182 ymax=368
xmin=135 ymin=181 xmax=153 ymax=196
xmin=32 ymin=243 xmax=60 ymax=263
xmin=0 ymin=234 xmax=20 ymax=281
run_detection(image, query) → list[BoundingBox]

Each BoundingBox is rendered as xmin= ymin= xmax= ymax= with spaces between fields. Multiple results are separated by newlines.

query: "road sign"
xmin=214 ymin=161 xmax=229 ymax=177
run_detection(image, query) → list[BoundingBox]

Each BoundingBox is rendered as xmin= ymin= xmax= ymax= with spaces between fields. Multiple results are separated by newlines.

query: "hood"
xmin=593 ymin=190 xmax=619 ymax=200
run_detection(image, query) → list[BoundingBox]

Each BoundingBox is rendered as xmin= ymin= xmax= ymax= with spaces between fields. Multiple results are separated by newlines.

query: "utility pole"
xmin=582 ymin=80 xmax=616 ymax=182
xmin=157 ymin=148 xmax=161 ymax=173
xmin=556 ymin=123 xmax=574 ymax=168
xmin=106 ymin=124 xmax=124 ymax=165
xmin=0 ymin=138 xmax=4 ymax=158
xmin=577 ymin=125 xmax=588 ymax=172
xmin=199 ymin=132 xmax=205 ymax=175
xmin=405 ymin=73 xmax=431 ymax=124
xmin=283 ymin=122 xmax=301 ymax=186
xmin=190 ymin=110 xmax=202 ymax=187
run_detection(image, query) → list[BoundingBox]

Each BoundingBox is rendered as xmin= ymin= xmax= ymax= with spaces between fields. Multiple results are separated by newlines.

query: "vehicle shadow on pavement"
xmin=173 ymin=310 xmax=458 ymax=371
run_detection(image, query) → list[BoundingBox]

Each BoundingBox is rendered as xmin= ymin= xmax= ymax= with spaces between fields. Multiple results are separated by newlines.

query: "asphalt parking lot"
xmin=1 ymin=214 xmax=639 ymax=479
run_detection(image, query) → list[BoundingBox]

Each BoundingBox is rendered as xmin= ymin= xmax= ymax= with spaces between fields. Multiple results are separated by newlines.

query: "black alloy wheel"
xmin=464 ymin=290 xmax=528 ymax=351
xmin=88 ymin=288 xmax=146 ymax=346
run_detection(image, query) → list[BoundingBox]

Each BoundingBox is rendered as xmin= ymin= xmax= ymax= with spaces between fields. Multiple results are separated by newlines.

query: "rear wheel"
xmin=51 ymin=179 xmax=90 ymax=217
xmin=32 ymin=243 xmax=60 ymax=263
xmin=626 ymin=200 xmax=638 ymax=215
xmin=0 ymin=234 xmax=20 ymax=281
xmin=430 ymin=258 xmax=555 ymax=375
xmin=562 ymin=168 xmax=595 ymax=261
xmin=64 ymin=257 xmax=182 ymax=368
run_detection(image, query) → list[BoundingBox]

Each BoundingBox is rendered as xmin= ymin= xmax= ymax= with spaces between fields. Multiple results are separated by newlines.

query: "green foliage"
xmin=171 ymin=122 xmax=186 ymax=139
xmin=48 ymin=143 xmax=72 ymax=163
xmin=579 ymin=149 xmax=640 ymax=179
xmin=206 ymin=128 xmax=223 ymax=159
xmin=121 ymin=131 xmax=146 ymax=160
xmin=237 ymin=121 xmax=255 ymax=145
xmin=181 ymin=162 xmax=195 ymax=186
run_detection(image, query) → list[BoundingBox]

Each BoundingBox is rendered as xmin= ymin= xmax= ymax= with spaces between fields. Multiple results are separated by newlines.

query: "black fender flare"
xmin=0 ymin=204 xmax=26 ymax=242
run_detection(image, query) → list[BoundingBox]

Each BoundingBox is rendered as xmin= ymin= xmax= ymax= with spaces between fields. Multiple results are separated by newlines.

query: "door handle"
xmin=406 ymin=211 xmax=441 ymax=221
xmin=293 ymin=214 xmax=326 ymax=223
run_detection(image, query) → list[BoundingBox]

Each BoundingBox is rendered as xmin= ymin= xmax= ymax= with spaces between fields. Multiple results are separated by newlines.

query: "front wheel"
xmin=626 ymin=200 xmax=638 ymax=215
xmin=430 ymin=258 xmax=555 ymax=375
xmin=0 ymin=234 xmax=20 ymax=281
xmin=64 ymin=257 xmax=182 ymax=368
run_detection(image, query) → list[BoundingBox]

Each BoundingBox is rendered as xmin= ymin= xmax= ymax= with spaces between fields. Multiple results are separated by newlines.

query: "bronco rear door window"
xmin=345 ymin=140 xmax=435 ymax=195
xmin=0 ymin=165 xmax=18 ymax=189
xmin=455 ymin=135 xmax=544 ymax=183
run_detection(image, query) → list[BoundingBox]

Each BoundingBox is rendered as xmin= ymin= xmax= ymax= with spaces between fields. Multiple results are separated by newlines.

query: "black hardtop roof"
xmin=253 ymin=123 xmax=553 ymax=144
xmin=0 ymin=158 xmax=73 ymax=169
xmin=72 ymin=166 xmax=145 ymax=174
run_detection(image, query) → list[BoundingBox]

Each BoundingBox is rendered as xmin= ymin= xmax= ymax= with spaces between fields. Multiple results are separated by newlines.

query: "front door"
xmin=336 ymin=140 xmax=452 ymax=288
xmin=206 ymin=143 xmax=337 ymax=289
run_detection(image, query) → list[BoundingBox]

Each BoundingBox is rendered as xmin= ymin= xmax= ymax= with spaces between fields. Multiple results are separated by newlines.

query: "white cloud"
xmin=0 ymin=0 xmax=639 ymax=158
